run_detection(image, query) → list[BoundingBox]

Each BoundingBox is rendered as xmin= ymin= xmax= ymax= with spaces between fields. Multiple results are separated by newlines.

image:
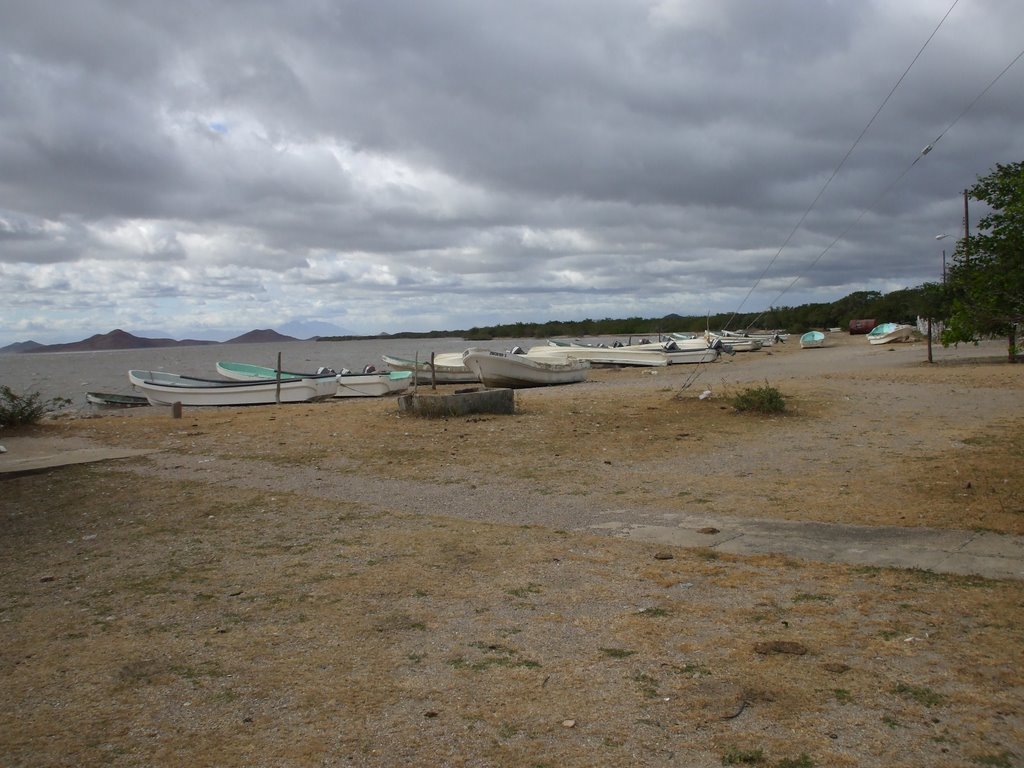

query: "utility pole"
xmin=963 ymin=188 xmax=970 ymax=257
xmin=963 ymin=189 xmax=970 ymax=238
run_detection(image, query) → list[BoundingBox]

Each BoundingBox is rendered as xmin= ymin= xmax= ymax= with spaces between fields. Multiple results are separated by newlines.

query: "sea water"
xmin=0 ymin=337 xmax=541 ymax=410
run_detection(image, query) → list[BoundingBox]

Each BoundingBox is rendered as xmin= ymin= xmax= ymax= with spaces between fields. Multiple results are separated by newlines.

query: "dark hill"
xmin=24 ymin=329 xmax=218 ymax=353
xmin=0 ymin=340 xmax=45 ymax=354
xmin=226 ymin=329 xmax=299 ymax=344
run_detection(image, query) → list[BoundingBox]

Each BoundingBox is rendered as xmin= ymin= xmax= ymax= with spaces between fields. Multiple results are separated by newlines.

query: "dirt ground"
xmin=2 ymin=334 xmax=1022 ymax=767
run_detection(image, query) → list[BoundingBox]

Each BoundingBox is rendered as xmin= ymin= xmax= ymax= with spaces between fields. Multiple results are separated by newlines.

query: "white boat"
xmin=659 ymin=335 xmax=718 ymax=351
xmin=128 ymin=369 xmax=339 ymax=406
xmin=380 ymin=352 xmax=478 ymax=383
xmin=667 ymin=332 xmax=761 ymax=352
xmin=866 ymin=323 xmax=914 ymax=345
xmin=333 ymin=369 xmax=413 ymax=397
xmin=708 ymin=334 xmax=763 ymax=352
xmin=620 ymin=340 xmax=721 ymax=364
xmin=462 ymin=348 xmax=589 ymax=388
xmin=528 ymin=341 xmax=670 ymax=367
xmin=216 ymin=361 xmax=413 ymax=397
xmin=800 ymin=331 xmax=826 ymax=349
xmin=715 ymin=329 xmax=789 ymax=346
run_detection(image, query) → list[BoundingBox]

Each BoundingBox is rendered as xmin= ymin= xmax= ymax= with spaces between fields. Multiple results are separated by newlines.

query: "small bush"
xmin=730 ymin=383 xmax=786 ymax=414
xmin=0 ymin=386 xmax=72 ymax=428
xmin=722 ymin=746 xmax=765 ymax=764
xmin=893 ymin=682 xmax=945 ymax=707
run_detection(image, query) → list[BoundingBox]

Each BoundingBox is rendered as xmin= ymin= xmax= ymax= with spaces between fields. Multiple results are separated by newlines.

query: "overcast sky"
xmin=1 ymin=0 xmax=1022 ymax=345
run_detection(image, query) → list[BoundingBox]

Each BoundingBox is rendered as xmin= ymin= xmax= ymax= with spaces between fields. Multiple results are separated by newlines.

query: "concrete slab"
xmin=0 ymin=437 xmax=153 ymax=477
xmin=592 ymin=519 xmax=1024 ymax=581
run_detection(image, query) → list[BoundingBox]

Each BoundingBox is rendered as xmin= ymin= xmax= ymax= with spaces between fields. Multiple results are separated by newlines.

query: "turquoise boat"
xmin=799 ymin=331 xmax=825 ymax=349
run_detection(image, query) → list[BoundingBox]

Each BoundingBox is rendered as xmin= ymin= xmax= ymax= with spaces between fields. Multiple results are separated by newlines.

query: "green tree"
xmin=942 ymin=161 xmax=1024 ymax=361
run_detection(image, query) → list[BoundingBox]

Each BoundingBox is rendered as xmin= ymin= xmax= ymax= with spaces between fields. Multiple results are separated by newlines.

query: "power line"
xmin=723 ymin=0 xmax=961 ymax=330
xmin=752 ymin=42 xmax=1024 ymax=325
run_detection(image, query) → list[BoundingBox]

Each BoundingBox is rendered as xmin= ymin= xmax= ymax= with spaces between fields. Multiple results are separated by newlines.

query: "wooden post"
xmin=926 ymin=317 xmax=933 ymax=364
xmin=275 ymin=352 xmax=282 ymax=404
xmin=172 ymin=401 xmax=182 ymax=419
xmin=430 ymin=351 xmax=437 ymax=390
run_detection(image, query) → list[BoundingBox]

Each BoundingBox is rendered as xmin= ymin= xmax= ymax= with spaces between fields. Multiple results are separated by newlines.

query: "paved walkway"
xmin=0 ymin=437 xmax=152 ymax=477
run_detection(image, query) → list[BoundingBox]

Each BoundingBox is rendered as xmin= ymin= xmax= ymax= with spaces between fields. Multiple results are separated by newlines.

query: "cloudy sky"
xmin=1 ymin=0 xmax=1022 ymax=345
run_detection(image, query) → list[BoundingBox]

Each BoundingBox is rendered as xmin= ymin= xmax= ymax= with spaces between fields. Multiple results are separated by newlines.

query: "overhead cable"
xmin=722 ymin=0 xmax=961 ymax=330
xmin=752 ymin=42 xmax=1024 ymax=324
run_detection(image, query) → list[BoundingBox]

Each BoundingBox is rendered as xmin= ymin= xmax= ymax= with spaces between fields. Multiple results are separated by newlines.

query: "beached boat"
xmin=529 ymin=341 xmax=670 ymax=367
xmin=655 ymin=335 xmax=713 ymax=350
xmin=667 ymin=332 xmax=761 ymax=353
xmin=620 ymin=339 xmax=722 ymax=364
xmin=128 ymin=369 xmax=339 ymax=406
xmin=800 ymin=331 xmax=826 ymax=349
xmin=380 ymin=352 xmax=478 ymax=383
xmin=86 ymin=391 xmax=150 ymax=407
xmin=215 ymin=361 xmax=413 ymax=397
xmin=866 ymin=323 xmax=914 ymax=345
xmin=715 ymin=329 xmax=789 ymax=347
xmin=334 ymin=369 xmax=413 ymax=397
xmin=462 ymin=348 xmax=589 ymax=388
xmin=708 ymin=334 xmax=763 ymax=352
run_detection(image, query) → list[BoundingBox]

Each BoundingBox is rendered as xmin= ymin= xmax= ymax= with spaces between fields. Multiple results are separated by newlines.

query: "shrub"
xmin=730 ymin=383 xmax=786 ymax=414
xmin=0 ymin=386 xmax=72 ymax=428
xmin=721 ymin=746 xmax=765 ymax=764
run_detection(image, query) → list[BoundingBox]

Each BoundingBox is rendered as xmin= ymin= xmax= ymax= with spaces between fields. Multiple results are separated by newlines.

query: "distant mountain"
xmin=224 ymin=329 xmax=300 ymax=344
xmin=0 ymin=340 xmax=45 ymax=354
xmin=277 ymin=320 xmax=351 ymax=339
xmin=22 ymin=329 xmax=219 ymax=353
xmin=2 ymin=328 xmax=306 ymax=353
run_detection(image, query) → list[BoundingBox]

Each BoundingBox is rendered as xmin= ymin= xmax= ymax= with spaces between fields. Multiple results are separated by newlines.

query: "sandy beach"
xmin=2 ymin=333 xmax=1022 ymax=767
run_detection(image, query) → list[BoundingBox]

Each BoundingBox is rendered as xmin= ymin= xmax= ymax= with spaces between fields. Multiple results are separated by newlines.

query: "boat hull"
xmin=129 ymin=370 xmax=338 ymax=406
xmin=663 ymin=347 xmax=721 ymax=364
xmin=380 ymin=353 xmax=478 ymax=383
xmin=462 ymin=349 xmax=589 ymax=388
xmin=866 ymin=323 xmax=914 ymax=345
xmin=528 ymin=344 xmax=669 ymax=367
xmin=216 ymin=361 xmax=413 ymax=397
xmin=800 ymin=332 xmax=825 ymax=349
xmin=621 ymin=342 xmax=721 ymax=364
xmin=709 ymin=336 xmax=762 ymax=352
xmin=86 ymin=392 xmax=150 ymax=407
xmin=333 ymin=370 xmax=413 ymax=397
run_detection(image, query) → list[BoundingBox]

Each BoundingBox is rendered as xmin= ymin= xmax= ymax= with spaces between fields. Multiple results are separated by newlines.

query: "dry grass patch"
xmin=3 ymin=428 xmax=1024 ymax=767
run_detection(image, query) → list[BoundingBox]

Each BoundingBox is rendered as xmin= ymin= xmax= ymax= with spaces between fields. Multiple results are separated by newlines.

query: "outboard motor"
xmin=508 ymin=345 xmax=526 ymax=355
xmin=362 ymin=364 xmax=377 ymax=374
xmin=316 ymin=366 xmax=337 ymax=375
